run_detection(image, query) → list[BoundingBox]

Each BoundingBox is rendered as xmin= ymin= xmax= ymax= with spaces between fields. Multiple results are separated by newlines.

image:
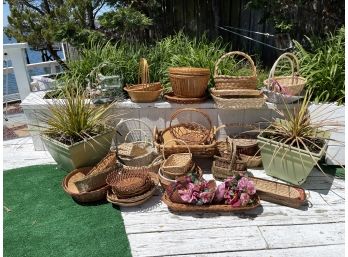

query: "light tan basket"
xmin=169 ymin=67 xmax=210 ymax=98
xmin=158 ymin=164 xmax=202 ymax=189
xmin=161 ymin=139 xmax=193 ymax=177
xmin=210 ymin=88 xmax=261 ymax=97
xmin=214 ymin=51 xmax=257 ymax=90
xmin=263 ymin=52 xmax=306 ymax=96
xmin=239 ymin=154 xmax=262 ymax=168
xmin=211 ymin=93 xmax=266 ymax=110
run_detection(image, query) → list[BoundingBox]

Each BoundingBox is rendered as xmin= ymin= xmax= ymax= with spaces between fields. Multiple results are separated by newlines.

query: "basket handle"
xmin=214 ymin=51 xmax=257 ymax=77
xmin=162 ymin=139 xmax=192 ymax=161
xmin=114 ymin=118 xmax=153 ymax=146
xmin=226 ymin=137 xmax=237 ymax=169
xmin=169 ymin=108 xmax=212 ymax=143
xmin=138 ymin=58 xmax=151 ymax=85
xmin=124 ymin=129 xmax=152 ymax=146
xmin=267 ymin=52 xmax=300 ymax=90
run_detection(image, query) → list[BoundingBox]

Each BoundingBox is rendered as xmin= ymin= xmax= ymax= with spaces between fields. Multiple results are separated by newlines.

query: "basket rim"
xmin=168 ymin=67 xmax=210 ymax=75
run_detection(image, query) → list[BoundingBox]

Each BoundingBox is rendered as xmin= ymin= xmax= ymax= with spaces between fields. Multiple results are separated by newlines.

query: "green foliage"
xmin=294 ymin=27 xmax=345 ymax=104
xmin=38 ymin=84 xmax=115 ymax=145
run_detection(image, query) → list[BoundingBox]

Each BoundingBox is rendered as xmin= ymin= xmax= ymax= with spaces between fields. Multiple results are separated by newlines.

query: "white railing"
xmin=3 ymin=60 xmax=60 ymax=75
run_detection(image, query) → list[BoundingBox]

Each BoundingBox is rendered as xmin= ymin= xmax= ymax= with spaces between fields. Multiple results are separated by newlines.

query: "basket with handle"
xmin=211 ymin=92 xmax=266 ymax=110
xmin=161 ymin=139 xmax=193 ymax=177
xmin=169 ymin=108 xmax=212 ymax=145
xmin=214 ymin=51 xmax=257 ymax=90
xmin=263 ymin=52 xmax=306 ymax=97
xmin=125 ymin=58 xmax=163 ymax=102
xmin=168 ymin=67 xmax=210 ymax=98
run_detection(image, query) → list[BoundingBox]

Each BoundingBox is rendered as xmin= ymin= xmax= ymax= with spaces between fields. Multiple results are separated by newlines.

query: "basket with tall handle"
xmin=263 ymin=52 xmax=306 ymax=97
xmin=214 ymin=51 xmax=257 ymax=90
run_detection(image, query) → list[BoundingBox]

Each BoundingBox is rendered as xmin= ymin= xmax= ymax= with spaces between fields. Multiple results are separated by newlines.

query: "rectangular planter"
xmin=41 ymin=130 xmax=114 ymax=172
xmin=257 ymin=135 xmax=328 ymax=185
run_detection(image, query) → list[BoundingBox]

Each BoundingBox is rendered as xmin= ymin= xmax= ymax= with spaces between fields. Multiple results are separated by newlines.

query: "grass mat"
xmin=4 ymin=165 xmax=132 ymax=257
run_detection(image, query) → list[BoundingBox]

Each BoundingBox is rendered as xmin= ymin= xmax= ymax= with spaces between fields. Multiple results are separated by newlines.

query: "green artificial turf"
xmin=4 ymin=165 xmax=132 ymax=257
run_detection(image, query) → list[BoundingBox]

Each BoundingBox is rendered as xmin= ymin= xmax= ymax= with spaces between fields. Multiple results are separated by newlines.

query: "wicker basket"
xmin=214 ymin=51 xmax=257 ymax=90
xmin=119 ymin=155 xmax=163 ymax=174
xmin=161 ymin=139 xmax=193 ymax=177
xmin=154 ymin=126 xmax=218 ymax=158
xmin=168 ymin=67 xmax=210 ymax=98
xmin=169 ymin=108 xmax=212 ymax=145
xmin=263 ymin=52 xmax=306 ymax=96
xmin=162 ymin=192 xmax=261 ymax=212
xmin=239 ymin=154 xmax=262 ymax=168
xmin=158 ymin=164 xmax=202 ymax=189
xmin=249 ymin=176 xmax=307 ymax=208
xmin=124 ymin=85 xmax=163 ymax=103
xmin=62 ymin=167 xmax=109 ymax=203
xmin=262 ymin=88 xmax=303 ymax=104
xmin=210 ymin=88 xmax=261 ymax=97
xmin=211 ymin=93 xmax=266 ymax=110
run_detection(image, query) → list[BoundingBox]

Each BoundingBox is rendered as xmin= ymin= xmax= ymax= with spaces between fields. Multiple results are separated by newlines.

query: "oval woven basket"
xmin=263 ymin=52 xmax=306 ymax=96
xmin=211 ymin=93 xmax=266 ymax=110
xmin=214 ymin=51 xmax=257 ymax=90
xmin=158 ymin=164 xmax=202 ymax=189
xmin=239 ymin=154 xmax=262 ymax=168
xmin=169 ymin=67 xmax=210 ymax=98
xmin=124 ymin=84 xmax=163 ymax=103
xmin=62 ymin=167 xmax=109 ymax=203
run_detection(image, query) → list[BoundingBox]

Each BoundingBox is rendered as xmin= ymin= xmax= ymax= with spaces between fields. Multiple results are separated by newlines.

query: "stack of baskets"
xmin=115 ymin=119 xmax=162 ymax=173
xmin=158 ymin=139 xmax=202 ymax=189
xmin=262 ymin=52 xmax=306 ymax=104
xmin=165 ymin=67 xmax=210 ymax=103
xmin=211 ymin=51 xmax=265 ymax=109
xmin=212 ymin=138 xmax=247 ymax=180
xmin=124 ymin=58 xmax=163 ymax=103
xmin=106 ymin=168 xmax=159 ymax=206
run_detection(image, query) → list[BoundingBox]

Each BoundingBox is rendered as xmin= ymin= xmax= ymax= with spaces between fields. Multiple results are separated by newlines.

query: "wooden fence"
xmin=158 ymin=0 xmax=279 ymax=65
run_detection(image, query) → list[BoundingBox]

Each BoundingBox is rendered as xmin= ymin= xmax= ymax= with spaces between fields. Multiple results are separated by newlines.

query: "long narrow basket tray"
xmin=162 ymin=193 xmax=261 ymax=212
xmin=249 ymin=177 xmax=307 ymax=208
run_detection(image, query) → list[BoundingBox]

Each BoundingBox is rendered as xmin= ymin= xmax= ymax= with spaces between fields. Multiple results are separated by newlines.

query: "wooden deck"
xmin=3 ymin=137 xmax=345 ymax=257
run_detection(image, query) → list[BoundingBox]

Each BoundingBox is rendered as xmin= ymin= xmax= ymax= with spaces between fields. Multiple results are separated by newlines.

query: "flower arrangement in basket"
xmin=163 ymin=174 xmax=260 ymax=212
xmin=262 ymin=52 xmax=306 ymax=104
xmin=211 ymin=51 xmax=265 ymax=110
xmin=124 ymin=58 xmax=163 ymax=103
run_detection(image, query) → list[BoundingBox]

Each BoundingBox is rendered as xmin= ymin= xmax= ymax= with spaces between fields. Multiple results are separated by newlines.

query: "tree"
xmin=4 ymin=0 xmax=109 ymax=66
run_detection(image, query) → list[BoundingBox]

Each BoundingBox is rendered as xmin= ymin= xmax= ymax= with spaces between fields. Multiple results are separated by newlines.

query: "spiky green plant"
xmin=38 ymin=81 xmax=116 ymax=145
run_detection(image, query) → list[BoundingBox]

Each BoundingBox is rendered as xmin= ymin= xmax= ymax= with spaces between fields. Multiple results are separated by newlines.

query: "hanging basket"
xmin=211 ymin=92 xmax=266 ymax=110
xmin=169 ymin=108 xmax=212 ymax=145
xmin=125 ymin=58 xmax=163 ymax=102
xmin=263 ymin=52 xmax=306 ymax=97
xmin=168 ymin=67 xmax=210 ymax=98
xmin=214 ymin=51 xmax=257 ymax=90
xmin=161 ymin=139 xmax=193 ymax=178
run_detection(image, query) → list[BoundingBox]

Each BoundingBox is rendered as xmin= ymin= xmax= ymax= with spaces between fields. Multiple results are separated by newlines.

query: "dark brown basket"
xmin=62 ymin=167 xmax=109 ymax=203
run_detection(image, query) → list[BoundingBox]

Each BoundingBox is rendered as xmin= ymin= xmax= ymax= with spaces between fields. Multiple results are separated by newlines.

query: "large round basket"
xmin=263 ymin=52 xmax=306 ymax=96
xmin=214 ymin=51 xmax=257 ymax=90
xmin=124 ymin=83 xmax=163 ymax=103
xmin=62 ymin=167 xmax=109 ymax=203
xmin=169 ymin=67 xmax=210 ymax=98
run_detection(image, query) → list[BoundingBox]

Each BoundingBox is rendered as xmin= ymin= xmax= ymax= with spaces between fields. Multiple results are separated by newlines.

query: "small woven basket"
xmin=158 ymin=164 xmax=202 ymax=189
xmin=210 ymin=88 xmax=261 ymax=97
xmin=169 ymin=108 xmax=212 ymax=145
xmin=239 ymin=154 xmax=262 ymax=168
xmin=161 ymin=139 xmax=193 ymax=177
xmin=119 ymin=155 xmax=163 ymax=174
xmin=211 ymin=93 xmax=266 ymax=110
xmin=263 ymin=52 xmax=306 ymax=96
xmin=214 ymin=51 xmax=257 ymax=90
xmin=169 ymin=67 xmax=210 ymax=98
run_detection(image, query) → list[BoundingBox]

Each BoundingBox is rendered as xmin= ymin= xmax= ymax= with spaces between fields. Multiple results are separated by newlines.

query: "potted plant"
xmin=37 ymin=83 xmax=116 ymax=171
xmin=257 ymin=92 xmax=331 ymax=185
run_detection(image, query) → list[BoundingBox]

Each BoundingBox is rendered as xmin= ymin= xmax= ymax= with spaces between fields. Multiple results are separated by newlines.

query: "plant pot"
xmin=257 ymin=134 xmax=328 ymax=185
xmin=41 ymin=130 xmax=114 ymax=172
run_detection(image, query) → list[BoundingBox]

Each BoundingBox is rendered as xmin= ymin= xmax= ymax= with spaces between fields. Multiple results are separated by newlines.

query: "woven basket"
xmin=263 ymin=52 xmax=306 ymax=96
xmin=249 ymin=176 xmax=307 ymax=208
xmin=214 ymin=51 xmax=257 ymax=90
xmin=106 ymin=169 xmax=153 ymax=198
xmin=158 ymin=164 xmax=202 ymax=189
xmin=239 ymin=154 xmax=262 ymax=168
xmin=162 ymin=192 xmax=261 ymax=212
xmin=62 ymin=167 xmax=109 ymax=203
xmin=262 ymin=88 xmax=303 ymax=104
xmin=211 ymin=93 xmax=266 ymax=110
xmin=119 ymin=155 xmax=163 ymax=174
xmin=210 ymin=88 xmax=261 ymax=97
xmin=161 ymin=139 xmax=193 ymax=177
xmin=169 ymin=108 xmax=212 ymax=145
xmin=169 ymin=67 xmax=210 ymax=98
xmin=154 ymin=126 xmax=218 ymax=158
xmin=124 ymin=85 xmax=163 ymax=103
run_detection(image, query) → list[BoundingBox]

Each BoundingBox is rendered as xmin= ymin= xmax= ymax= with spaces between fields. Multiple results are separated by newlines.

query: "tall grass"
xmin=294 ymin=27 xmax=345 ymax=104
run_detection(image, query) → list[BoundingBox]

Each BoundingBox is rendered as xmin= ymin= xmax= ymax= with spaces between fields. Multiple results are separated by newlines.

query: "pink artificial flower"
xmin=178 ymin=183 xmax=197 ymax=203
xmin=237 ymin=177 xmax=249 ymax=191
xmin=232 ymin=200 xmax=241 ymax=207
xmin=200 ymin=191 xmax=213 ymax=204
xmin=240 ymin=193 xmax=250 ymax=206
xmin=246 ymin=180 xmax=256 ymax=195
xmin=214 ymin=183 xmax=226 ymax=202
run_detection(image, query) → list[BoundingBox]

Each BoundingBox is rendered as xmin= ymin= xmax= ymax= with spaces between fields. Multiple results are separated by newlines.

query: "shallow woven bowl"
xmin=62 ymin=167 xmax=109 ymax=203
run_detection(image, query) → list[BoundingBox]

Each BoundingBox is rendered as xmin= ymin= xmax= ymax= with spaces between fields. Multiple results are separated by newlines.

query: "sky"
xmin=3 ymin=2 xmax=10 ymax=27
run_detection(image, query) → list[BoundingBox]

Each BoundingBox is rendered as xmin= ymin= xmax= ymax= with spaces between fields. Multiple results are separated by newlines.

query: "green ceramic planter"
xmin=41 ymin=130 xmax=114 ymax=172
xmin=257 ymin=135 xmax=328 ymax=185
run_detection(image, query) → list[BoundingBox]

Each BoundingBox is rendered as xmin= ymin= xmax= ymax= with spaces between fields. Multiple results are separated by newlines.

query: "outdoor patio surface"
xmin=3 ymin=137 xmax=345 ymax=257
